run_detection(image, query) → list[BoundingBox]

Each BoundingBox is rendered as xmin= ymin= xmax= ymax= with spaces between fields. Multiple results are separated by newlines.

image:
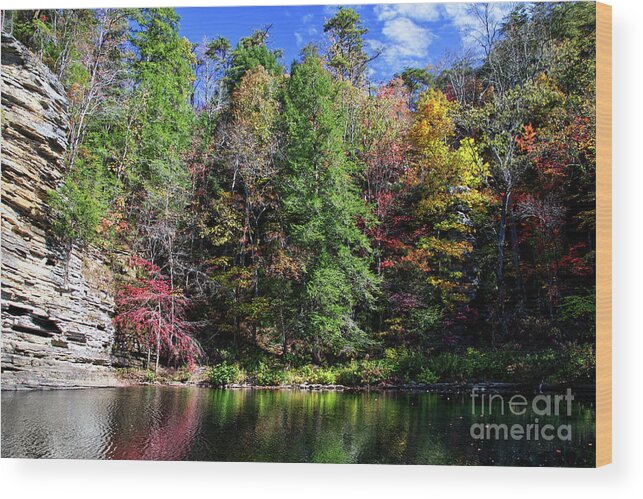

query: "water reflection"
xmin=105 ymin=388 xmax=202 ymax=460
xmin=1 ymin=386 xmax=595 ymax=466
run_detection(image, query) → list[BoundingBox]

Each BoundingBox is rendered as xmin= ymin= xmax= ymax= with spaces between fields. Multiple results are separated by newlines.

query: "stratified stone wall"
xmin=1 ymin=33 xmax=120 ymax=389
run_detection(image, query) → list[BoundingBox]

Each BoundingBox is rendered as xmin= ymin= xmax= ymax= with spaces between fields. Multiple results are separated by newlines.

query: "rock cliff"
xmin=1 ymin=33 xmax=120 ymax=389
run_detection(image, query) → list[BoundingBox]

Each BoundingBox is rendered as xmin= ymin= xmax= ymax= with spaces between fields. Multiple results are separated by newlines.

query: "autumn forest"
xmin=2 ymin=3 xmax=597 ymax=387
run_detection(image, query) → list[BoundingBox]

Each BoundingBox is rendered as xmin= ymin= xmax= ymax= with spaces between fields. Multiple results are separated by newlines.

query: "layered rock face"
xmin=1 ymin=33 xmax=120 ymax=389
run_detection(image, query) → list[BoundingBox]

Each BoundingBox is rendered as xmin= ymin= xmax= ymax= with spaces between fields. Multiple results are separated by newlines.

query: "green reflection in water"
xmin=1 ymin=386 xmax=595 ymax=466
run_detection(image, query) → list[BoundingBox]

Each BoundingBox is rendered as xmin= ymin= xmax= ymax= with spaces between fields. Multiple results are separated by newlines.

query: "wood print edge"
xmin=596 ymin=1 xmax=612 ymax=468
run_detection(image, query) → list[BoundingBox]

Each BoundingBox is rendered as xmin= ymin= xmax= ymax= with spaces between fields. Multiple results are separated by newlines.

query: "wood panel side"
xmin=596 ymin=1 xmax=612 ymax=468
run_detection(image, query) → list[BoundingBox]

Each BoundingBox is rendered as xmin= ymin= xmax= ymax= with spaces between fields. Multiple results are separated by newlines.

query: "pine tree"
xmin=281 ymin=54 xmax=379 ymax=362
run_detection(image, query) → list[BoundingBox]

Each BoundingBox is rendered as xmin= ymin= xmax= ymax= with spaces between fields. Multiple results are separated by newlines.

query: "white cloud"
xmin=372 ymin=2 xmax=516 ymax=54
xmin=369 ymin=16 xmax=434 ymax=74
xmin=442 ymin=2 xmax=515 ymax=50
xmin=366 ymin=38 xmax=386 ymax=54
xmin=382 ymin=17 xmax=433 ymax=58
xmin=374 ymin=3 xmax=441 ymax=23
xmin=323 ymin=5 xmax=338 ymax=16
xmin=367 ymin=2 xmax=517 ymax=80
xmin=301 ymin=12 xmax=318 ymax=37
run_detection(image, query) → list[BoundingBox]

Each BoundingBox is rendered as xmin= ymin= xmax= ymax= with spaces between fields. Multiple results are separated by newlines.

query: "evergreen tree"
xmin=323 ymin=7 xmax=373 ymax=87
xmin=281 ymin=55 xmax=378 ymax=362
xmin=129 ymin=8 xmax=195 ymax=187
xmin=226 ymin=28 xmax=283 ymax=92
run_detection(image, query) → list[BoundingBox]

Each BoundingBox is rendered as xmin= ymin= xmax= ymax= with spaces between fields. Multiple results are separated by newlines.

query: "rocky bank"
xmin=1 ymin=33 xmax=120 ymax=389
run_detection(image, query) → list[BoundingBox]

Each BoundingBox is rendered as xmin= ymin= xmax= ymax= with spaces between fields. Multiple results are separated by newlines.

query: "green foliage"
xmin=24 ymin=5 xmax=596 ymax=377
xmin=416 ymin=368 xmax=438 ymax=384
xmin=425 ymin=353 xmax=471 ymax=382
xmin=48 ymin=160 xmax=118 ymax=247
xmin=208 ymin=362 xmax=245 ymax=385
xmin=286 ymin=365 xmax=315 ymax=384
xmin=396 ymin=66 xmax=434 ymax=106
xmin=559 ymin=294 xmax=596 ymax=322
xmin=392 ymin=350 xmax=429 ymax=381
xmin=422 ymin=346 xmax=596 ymax=384
xmin=288 ymin=367 xmax=340 ymax=385
xmin=334 ymin=360 xmax=393 ymax=386
xmin=334 ymin=363 xmax=363 ymax=386
xmin=129 ymin=8 xmax=195 ymax=186
xmin=358 ymin=359 xmax=392 ymax=385
xmin=557 ymin=343 xmax=596 ymax=383
xmin=280 ymin=53 xmax=379 ymax=362
xmin=311 ymin=369 xmax=337 ymax=385
xmin=323 ymin=7 xmax=370 ymax=85
xmin=226 ymin=30 xmax=283 ymax=91
xmin=253 ymin=362 xmax=287 ymax=386
xmin=204 ymin=345 xmax=593 ymax=387
xmin=408 ymin=307 xmax=442 ymax=336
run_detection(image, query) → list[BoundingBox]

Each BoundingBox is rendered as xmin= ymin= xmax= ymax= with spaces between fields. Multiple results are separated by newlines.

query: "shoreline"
xmin=2 ymin=364 xmax=597 ymax=395
xmin=117 ymin=379 xmax=597 ymax=396
xmin=1 ymin=381 xmax=597 ymax=397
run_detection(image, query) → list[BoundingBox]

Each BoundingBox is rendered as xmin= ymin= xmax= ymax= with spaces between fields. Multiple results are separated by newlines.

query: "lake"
xmin=1 ymin=386 xmax=595 ymax=466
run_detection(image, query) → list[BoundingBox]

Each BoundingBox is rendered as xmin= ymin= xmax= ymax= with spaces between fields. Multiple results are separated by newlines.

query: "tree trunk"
xmin=494 ymin=190 xmax=510 ymax=345
xmin=155 ymin=301 xmax=161 ymax=373
xmin=508 ymin=205 xmax=525 ymax=309
xmin=313 ymin=335 xmax=321 ymax=364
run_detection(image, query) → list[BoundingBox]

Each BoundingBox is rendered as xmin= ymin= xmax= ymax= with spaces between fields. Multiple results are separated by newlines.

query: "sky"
xmin=175 ymin=2 xmax=515 ymax=83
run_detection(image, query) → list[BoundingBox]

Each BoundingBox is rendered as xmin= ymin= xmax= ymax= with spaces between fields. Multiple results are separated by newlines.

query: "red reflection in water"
xmin=106 ymin=390 xmax=200 ymax=460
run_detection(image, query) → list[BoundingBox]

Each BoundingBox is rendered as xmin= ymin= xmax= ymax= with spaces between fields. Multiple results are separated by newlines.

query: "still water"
xmin=1 ymin=386 xmax=595 ymax=466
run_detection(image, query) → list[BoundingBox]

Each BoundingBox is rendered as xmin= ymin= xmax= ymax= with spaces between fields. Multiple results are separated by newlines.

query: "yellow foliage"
xmin=409 ymin=88 xmax=455 ymax=149
xmin=407 ymin=89 xmax=492 ymax=307
xmin=419 ymin=237 xmax=472 ymax=260
xmin=198 ymin=192 xmax=244 ymax=247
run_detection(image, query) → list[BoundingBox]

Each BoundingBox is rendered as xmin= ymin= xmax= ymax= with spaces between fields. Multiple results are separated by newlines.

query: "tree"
xmin=323 ymin=7 xmax=375 ymax=87
xmin=280 ymin=54 xmax=379 ymax=362
xmin=226 ymin=28 xmax=283 ymax=93
xmin=360 ymin=78 xmax=412 ymax=277
xmin=48 ymin=159 xmax=119 ymax=286
xmin=323 ymin=8 xmax=374 ymax=148
xmin=396 ymin=67 xmax=434 ymax=108
xmin=44 ymin=9 xmax=130 ymax=283
xmin=115 ymin=258 xmax=202 ymax=371
xmin=214 ymin=65 xmax=281 ymax=346
xmin=129 ymin=8 xmax=195 ymax=185
xmin=409 ymin=89 xmax=491 ymax=314
xmin=66 ymin=9 xmax=131 ymax=169
xmin=127 ymin=7 xmax=196 ymax=281
xmin=23 ymin=4 xmax=597 ymax=371
xmin=454 ymin=3 xmax=555 ymax=340
xmin=193 ymin=36 xmax=231 ymax=119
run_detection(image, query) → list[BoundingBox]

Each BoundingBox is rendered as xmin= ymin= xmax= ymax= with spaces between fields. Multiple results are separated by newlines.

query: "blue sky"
xmin=176 ymin=2 xmax=514 ymax=83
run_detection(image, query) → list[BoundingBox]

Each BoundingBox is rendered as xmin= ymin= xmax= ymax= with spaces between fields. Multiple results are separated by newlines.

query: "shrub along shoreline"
xmin=118 ymin=344 xmax=595 ymax=392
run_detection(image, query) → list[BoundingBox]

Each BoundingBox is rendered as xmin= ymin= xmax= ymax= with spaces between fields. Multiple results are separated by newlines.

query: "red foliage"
xmin=518 ymin=118 xmax=594 ymax=192
xmin=114 ymin=257 xmax=202 ymax=367
xmin=390 ymin=292 xmax=421 ymax=312
xmin=558 ymin=243 xmax=593 ymax=276
xmin=516 ymin=123 xmax=536 ymax=153
xmin=443 ymin=84 xmax=456 ymax=102
xmin=362 ymin=81 xmax=414 ymax=272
